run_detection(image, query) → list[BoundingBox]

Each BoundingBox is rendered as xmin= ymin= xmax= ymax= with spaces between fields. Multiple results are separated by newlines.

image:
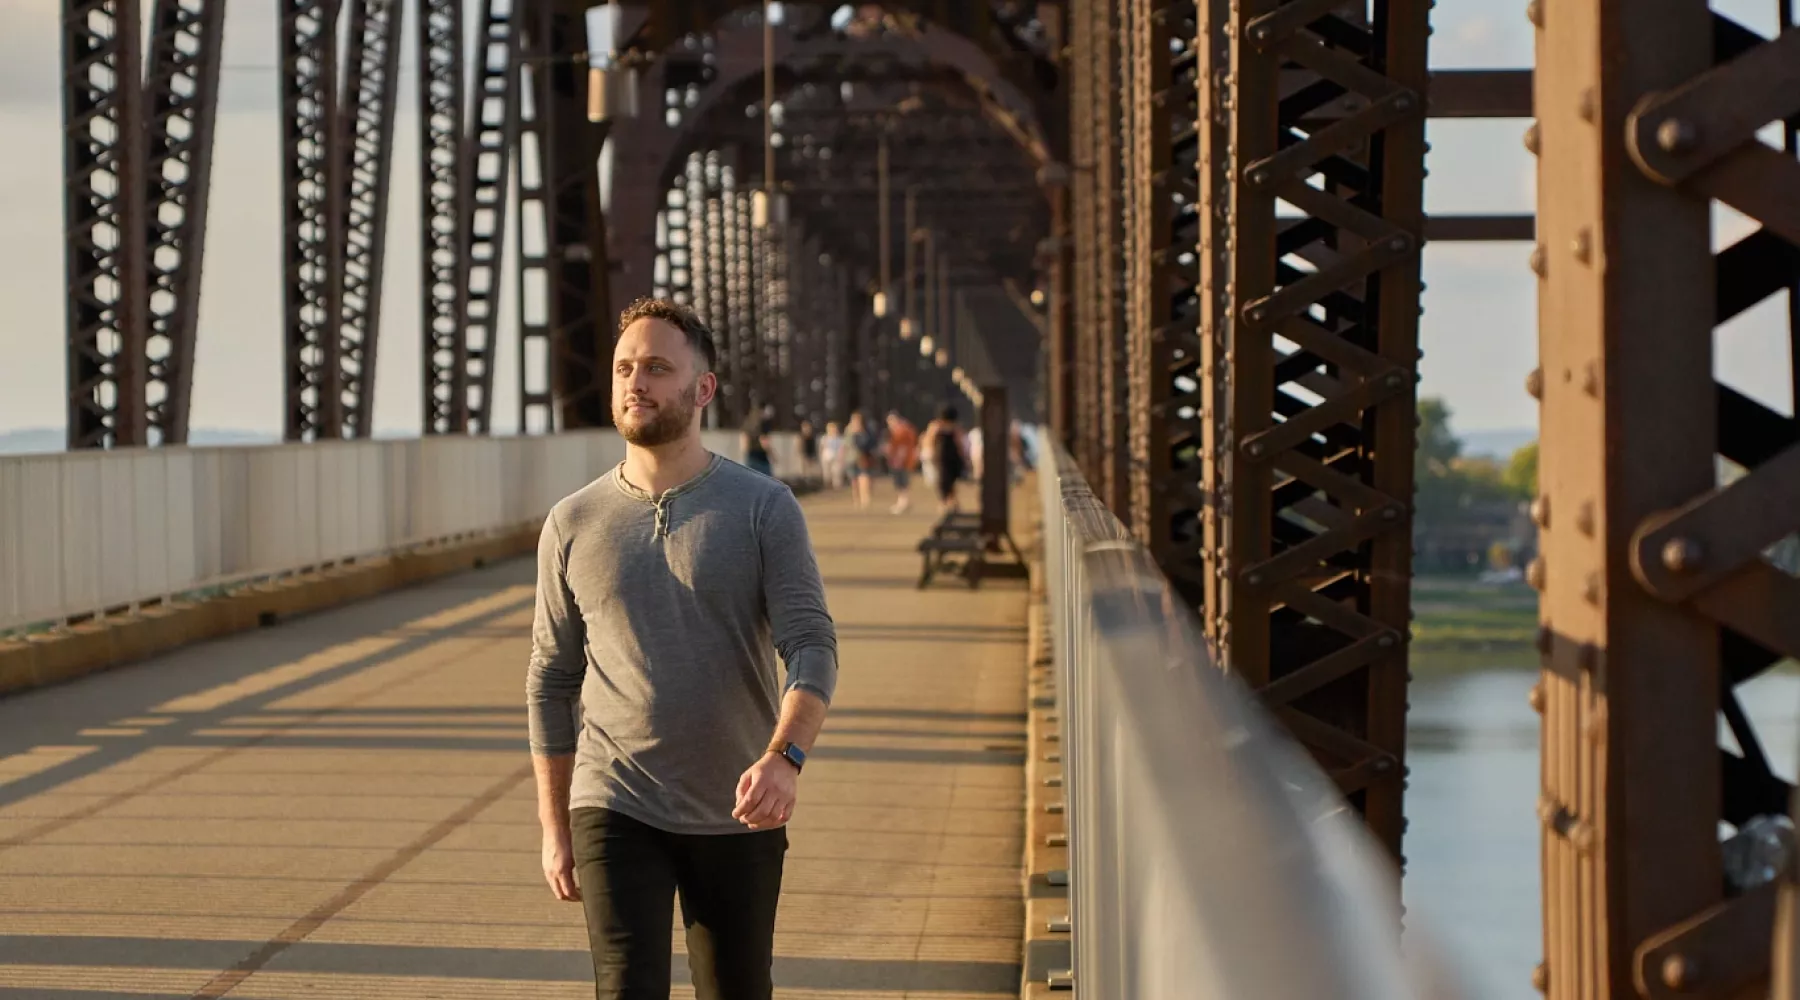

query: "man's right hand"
xmin=542 ymin=826 xmax=581 ymax=902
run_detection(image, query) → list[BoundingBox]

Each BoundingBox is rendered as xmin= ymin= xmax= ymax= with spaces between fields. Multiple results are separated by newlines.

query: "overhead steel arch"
xmin=605 ymin=15 xmax=1052 ymax=313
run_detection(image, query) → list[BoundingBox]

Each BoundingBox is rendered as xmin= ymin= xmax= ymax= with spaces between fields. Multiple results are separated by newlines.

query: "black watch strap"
xmin=769 ymin=741 xmax=806 ymax=772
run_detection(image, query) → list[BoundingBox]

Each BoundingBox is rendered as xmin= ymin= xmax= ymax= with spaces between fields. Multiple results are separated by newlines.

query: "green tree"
xmin=1416 ymin=397 xmax=1462 ymax=478
xmin=1504 ymin=441 xmax=1538 ymax=499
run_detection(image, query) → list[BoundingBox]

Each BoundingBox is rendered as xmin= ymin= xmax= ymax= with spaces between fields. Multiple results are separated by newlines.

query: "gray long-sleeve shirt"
xmin=525 ymin=454 xmax=837 ymax=834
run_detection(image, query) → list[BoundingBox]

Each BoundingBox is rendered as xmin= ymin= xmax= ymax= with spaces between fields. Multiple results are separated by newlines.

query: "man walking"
xmin=526 ymin=297 xmax=837 ymax=1000
xmin=883 ymin=410 xmax=918 ymax=515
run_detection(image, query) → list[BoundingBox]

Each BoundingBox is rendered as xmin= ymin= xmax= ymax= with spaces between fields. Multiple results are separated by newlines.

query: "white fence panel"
xmin=0 ymin=429 xmax=774 ymax=633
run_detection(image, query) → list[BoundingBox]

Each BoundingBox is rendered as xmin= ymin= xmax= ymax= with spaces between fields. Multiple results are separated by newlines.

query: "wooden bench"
xmin=915 ymin=388 xmax=1028 ymax=590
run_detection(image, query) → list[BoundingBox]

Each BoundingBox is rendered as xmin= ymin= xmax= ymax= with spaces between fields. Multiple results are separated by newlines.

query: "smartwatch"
xmin=769 ymin=741 xmax=806 ymax=773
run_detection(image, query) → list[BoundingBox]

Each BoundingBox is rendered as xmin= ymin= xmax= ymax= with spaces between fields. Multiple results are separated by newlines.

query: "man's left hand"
xmin=733 ymin=752 xmax=798 ymax=830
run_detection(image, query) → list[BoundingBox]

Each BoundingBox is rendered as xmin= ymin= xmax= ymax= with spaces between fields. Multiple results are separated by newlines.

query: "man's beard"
xmin=616 ymin=383 xmax=698 ymax=447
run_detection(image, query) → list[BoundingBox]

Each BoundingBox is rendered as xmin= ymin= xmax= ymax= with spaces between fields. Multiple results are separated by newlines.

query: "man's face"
xmin=612 ymin=318 xmax=715 ymax=447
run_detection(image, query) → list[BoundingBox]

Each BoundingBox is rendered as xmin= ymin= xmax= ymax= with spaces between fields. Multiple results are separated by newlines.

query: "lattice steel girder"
xmin=63 ymin=0 xmax=223 ymax=449
xmin=420 ymin=0 xmax=470 ymax=434
xmin=143 ymin=0 xmax=224 ymax=446
xmin=459 ymin=0 xmax=521 ymax=434
xmin=63 ymin=0 xmax=149 ymax=449
xmin=1207 ymin=0 xmax=1428 ymax=867
xmin=1532 ymin=5 xmax=1800 ymax=997
xmin=1129 ymin=0 xmax=1202 ymax=603
xmin=279 ymin=0 xmax=402 ymax=441
xmin=518 ymin=0 xmax=612 ymax=432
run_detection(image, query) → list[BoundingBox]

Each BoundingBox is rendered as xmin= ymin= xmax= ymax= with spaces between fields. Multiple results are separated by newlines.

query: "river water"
xmin=1402 ymin=659 xmax=1800 ymax=999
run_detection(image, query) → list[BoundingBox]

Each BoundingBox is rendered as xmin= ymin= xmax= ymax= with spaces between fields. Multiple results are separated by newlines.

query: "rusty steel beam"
xmin=1130 ymin=0 xmax=1202 ymax=605
xmin=1093 ymin=0 xmax=1128 ymax=517
xmin=1203 ymin=0 xmax=1428 ymax=867
xmin=336 ymin=0 xmax=404 ymax=439
xmin=459 ymin=0 xmax=520 ymax=434
xmin=143 ymin=0 xmax=224 ymax=446
xmin=1425 ymin=213 xmax=1536 ymax=242
xmin=517 ymin=0 xmax=612 ymax=433
xmin=1532 ymin=6 xmax=1800 ymax=998
xmin=1428 ymin=68 xmax=1533 ymax=118
xmin=278 ymin=0 xmax=346 ymax=440
xmin=63 ymin=0 xmax=149 ymax=449
xmin=420 ymin=0 xmax=470 ymax=434
xmin=63 ymin=0 xmax=224 ymax=449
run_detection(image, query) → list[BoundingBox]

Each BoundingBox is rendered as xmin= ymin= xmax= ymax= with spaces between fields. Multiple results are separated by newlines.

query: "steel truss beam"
xmin=1532 ymin=6 xmax=1800 ymax=997
xmin=279 ymin=0 xmax=402 ymax=441
xmin=458 ymin=0 xmax=521 ymax=434
xmin=517 ymin=0 xmax=611 ymax=433
xmin=62 ymin=0 xmax=224 ymax=449
xmin=419 ymin=0 xmax=469 ymax=433
xmin=1200 ymin=0 xmax=1429 ymax=865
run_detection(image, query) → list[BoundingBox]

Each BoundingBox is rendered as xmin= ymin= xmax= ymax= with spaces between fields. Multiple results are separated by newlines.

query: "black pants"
xmin=570 ymin=807 xmax=787 ymax=1000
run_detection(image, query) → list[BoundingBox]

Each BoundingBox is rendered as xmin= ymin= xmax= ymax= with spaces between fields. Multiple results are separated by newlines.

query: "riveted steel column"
xmin=1210 ymin=0 xmax=1429 ymax=866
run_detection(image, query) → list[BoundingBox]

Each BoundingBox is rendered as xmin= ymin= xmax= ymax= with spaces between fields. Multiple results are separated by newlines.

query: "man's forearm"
xmin=533 ymin=753 xmax=576 ymax=830
xmin=770 ymin=688 xmax=829 ymax=754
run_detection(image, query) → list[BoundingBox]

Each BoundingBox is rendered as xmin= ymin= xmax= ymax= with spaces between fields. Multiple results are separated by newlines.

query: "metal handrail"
xmin=1037 ymin=438 xmax=1462 ymax=999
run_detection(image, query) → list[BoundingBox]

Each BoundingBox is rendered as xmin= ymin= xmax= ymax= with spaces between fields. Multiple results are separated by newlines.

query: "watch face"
xmin=785 ymin=744 xmax=806 ymax=767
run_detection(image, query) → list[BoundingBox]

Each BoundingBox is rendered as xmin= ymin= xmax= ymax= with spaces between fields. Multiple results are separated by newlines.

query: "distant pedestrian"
xmin=820 ymin=421 xmax=845 ymax=490
xmin=921 ymin=405 xmax=969 ymax=515
xmin=798 ymin=419 xmax=821 ymax=483
xmin=883 ymin=411 xmax=919 ymax=515
xmin=844 ymin=412 xmax=878 ymax=509
xmin=527 ymin=297 xmax=838 ymax=1000
xmin=741 ymin=405 xmax=773 ymax=478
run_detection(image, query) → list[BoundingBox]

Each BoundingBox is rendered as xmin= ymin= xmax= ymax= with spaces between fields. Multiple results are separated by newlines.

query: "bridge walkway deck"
xmin=0 ymin=483 xmax=1030 ymax=999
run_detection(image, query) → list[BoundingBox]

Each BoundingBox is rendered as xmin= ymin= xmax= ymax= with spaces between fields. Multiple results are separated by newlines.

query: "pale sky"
xmin=0 ymin=0 xmax=1791 ymax=440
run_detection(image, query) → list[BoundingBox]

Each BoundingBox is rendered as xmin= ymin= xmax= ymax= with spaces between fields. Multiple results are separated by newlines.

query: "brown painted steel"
xmin=337 ymin=0 xmax=404 ymax=440
xmin=142 ymin=0 xmax=224 ymax=446
xmin=457 ymin=0 xmax=521 ymax=434
xmin=1127 ymin=0 xmax=1203 ymax=609
xmin=420 ymin=0 xmax=470 ymax=434
xmin=63 ymin=0 xmax=149 ymax=449
xmin=516 ymin=0 xmax=612 ymax=433
xmin=1204 ymin=0 xmax=1427 ymax=866
xmin=1425 ymin=214 xmax=1537 ymax=242
xmin=1531 ymin=4 xmax=1798 ymax=996
xmin=63 ymin=0 xmax=222 ymax=449
xmin=1428 ymin=69 xmax=1534 ymax=118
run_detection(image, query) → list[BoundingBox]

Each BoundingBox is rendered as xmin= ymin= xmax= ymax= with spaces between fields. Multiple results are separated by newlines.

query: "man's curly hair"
xmin=617 ymin=297 xmax=719 ymax=373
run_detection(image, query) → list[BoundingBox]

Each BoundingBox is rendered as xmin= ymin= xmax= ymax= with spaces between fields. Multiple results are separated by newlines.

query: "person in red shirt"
xmin=883 ymin=411 xmax=919 ymax=515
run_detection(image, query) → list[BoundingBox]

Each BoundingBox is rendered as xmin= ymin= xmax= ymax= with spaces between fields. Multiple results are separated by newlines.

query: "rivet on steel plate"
xmin=1523 ymin=122 xmax=1541 ymax=155
xmin=1378 ymin=633 xmax=1397 ymax=649
xmin=1248 ymin=167 xmax=1269 ymax=186
xmin=1532 ymin=961 xmax=1549 ymax=993
xmin=1571 ymin=228 xmax=1591 ymax=264
xmin=1529 ymin=245 xmax=1547 ymax=277
xmin=1373 ymin=757 xmax=1394 ymax=773
xmin=1048 ymin=916 xmax=1072 ymax=934
xmin=1044 ymin=775 xmax=1062 ymax=787
xmin=1525 ymin=0 xmax=1543 ymax=27
xmin=1583 ymin=572 xmax=1601 ymax=604
xmin=1576 ymin=501 xmax=1595 ymax=536
xmin=1395 ymin=94 xmax=1414 ymax=113
xmin=1663 ymin=536 xmax=1703 ymax=573
xmin=1389 ymin=235 xmax=1409 ymax=252
xmin=1530 ymin=495 xmax=1550 ymax=528
xmin=1249 ymin=23 xmax=1271 ymax=42
xmin=1662 ymin=953 xmax=1700 ymax=991
xmin=1047 ymin=970 xmax=1074 ymax=991
xmin=1245 ymin=572 xmax=1263 ymax=586
xmin=1046 ymin=832 xmax=1067 ymax=847
xmin=1528 ymin=682 xmax=1545 ymax=713
xmin=1526 ymin=367 xmax=1544 ymax=399
xmin=1046 ymin=801 xmax=1064 ymax=814
xmin=1525 ymin=557 xmax=1547 ymax=591
xmin=1381 ymin=507 xmax=1400 ymax=521
xmin=1657 ymin=118 xmax=1698 ymax=155
xmin=1571 ymin=820 xmax=1595 ymax=851
xmin=1246 ymin=304 xmax=1266 ymax=322
xmin=1578 ymin=88 xmax=1597 ymax=123
xmin=1582 ymin=362 xmax=1600 ymax=396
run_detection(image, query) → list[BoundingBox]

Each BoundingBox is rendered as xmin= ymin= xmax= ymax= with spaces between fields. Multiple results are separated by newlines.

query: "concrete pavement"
xmin=0 ymin=480 xmax=1029 ymax=999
